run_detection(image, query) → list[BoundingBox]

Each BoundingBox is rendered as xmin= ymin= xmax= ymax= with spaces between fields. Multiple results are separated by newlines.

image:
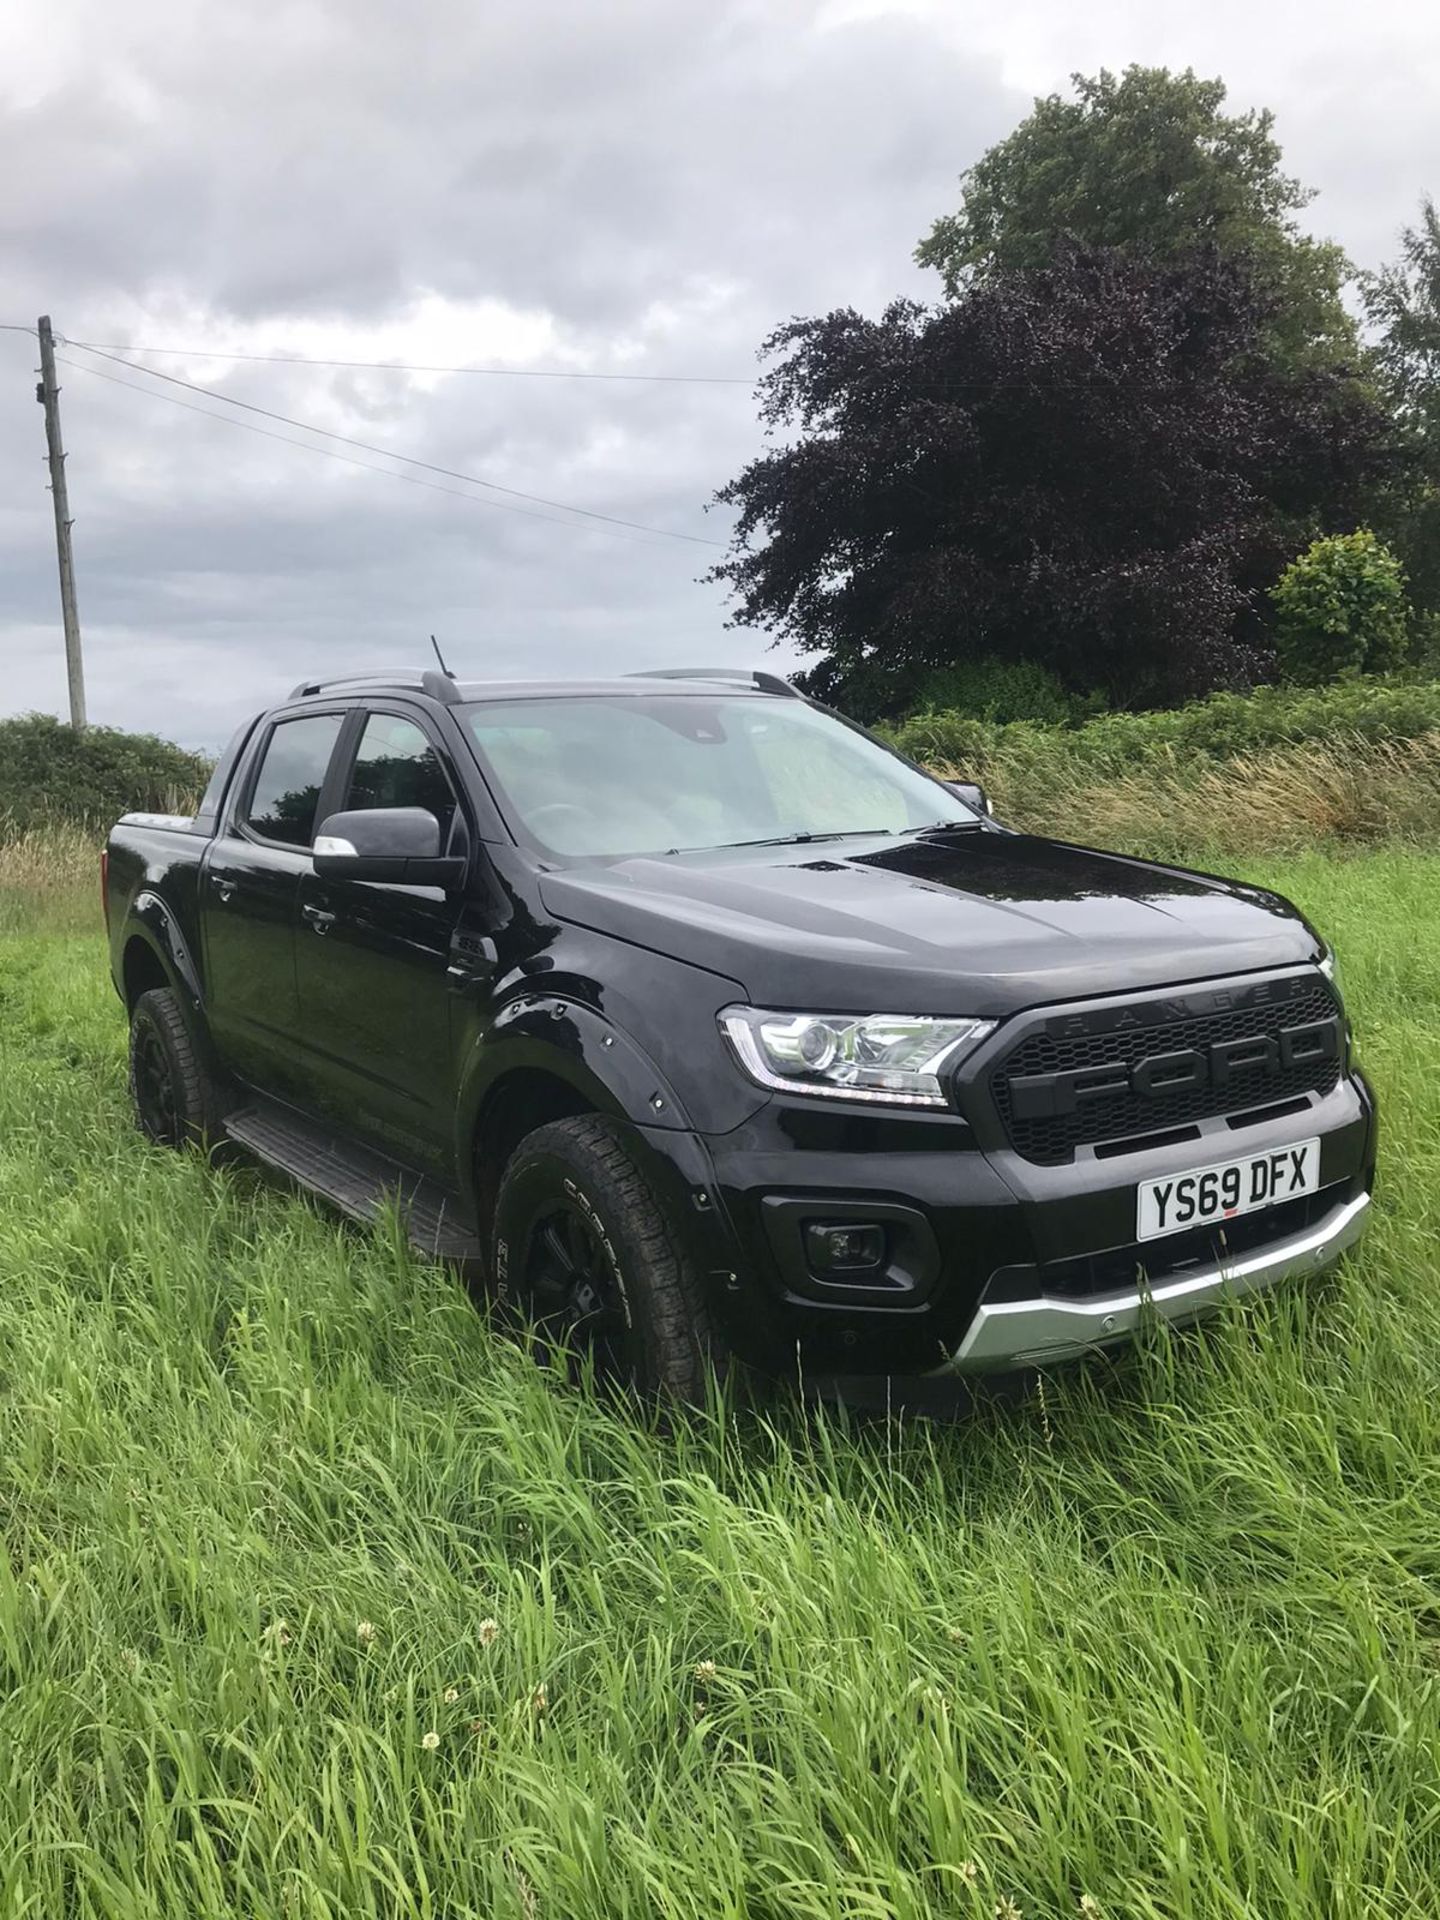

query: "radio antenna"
xmin=430 ymin=633 xmax=456 ymax=678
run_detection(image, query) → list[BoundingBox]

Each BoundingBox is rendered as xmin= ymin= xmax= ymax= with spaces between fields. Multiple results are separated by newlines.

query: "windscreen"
xmin=460 ymin=694 xmax=977 ymax=858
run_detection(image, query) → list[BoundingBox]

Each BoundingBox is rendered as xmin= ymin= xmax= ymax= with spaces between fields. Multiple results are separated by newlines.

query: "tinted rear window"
xmin=245 ymin=714 xmax=344 ymax=847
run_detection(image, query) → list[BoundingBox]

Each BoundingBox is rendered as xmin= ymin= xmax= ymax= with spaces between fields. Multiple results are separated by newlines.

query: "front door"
xmin=294 ymin=707 xmax=471 ymax=1177
xmin=202 ymin=709 xmax=348 ymax=1098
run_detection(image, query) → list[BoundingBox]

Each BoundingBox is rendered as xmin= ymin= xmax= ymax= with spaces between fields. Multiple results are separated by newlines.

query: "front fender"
xmin=456 ymin=991 xmax=698 ymax=1159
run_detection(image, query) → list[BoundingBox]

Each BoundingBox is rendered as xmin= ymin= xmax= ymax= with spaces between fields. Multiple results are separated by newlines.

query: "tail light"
xmin=100 ymin=847 xmax=110 ymax=932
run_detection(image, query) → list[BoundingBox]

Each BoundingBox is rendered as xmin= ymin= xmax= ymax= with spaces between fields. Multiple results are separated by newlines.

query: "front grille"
xmin=989 ymin=978 xmax=1342 ymax=1165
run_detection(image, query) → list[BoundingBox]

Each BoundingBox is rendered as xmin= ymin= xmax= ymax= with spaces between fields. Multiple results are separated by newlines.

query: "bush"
xmin=910 ymin=658 xmax=1086 ymax=726
xmin=885 ymin=672 xmax=1440 ymax=780
xmin=1412 ymin=609 xmax=1440 ymax=675
xmin=1270 ymin=530 xmax=1411 ymax=684
xmin=0 ymin=714 xmax=212 ymax=838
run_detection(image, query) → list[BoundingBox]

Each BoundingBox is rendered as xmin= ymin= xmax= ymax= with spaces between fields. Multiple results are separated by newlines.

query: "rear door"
xmin=202 ymin=708 xmax=350 ymax=1097
xmin=293 ymin=706 xmax=472 ymax=1175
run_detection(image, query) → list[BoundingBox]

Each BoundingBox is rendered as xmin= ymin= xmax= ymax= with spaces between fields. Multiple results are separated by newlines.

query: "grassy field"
xmin=2 ymin=839 xmax=1440 ymax=1917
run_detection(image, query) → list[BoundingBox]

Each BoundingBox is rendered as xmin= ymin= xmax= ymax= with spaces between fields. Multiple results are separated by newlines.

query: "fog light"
xmin=805 ymin=1221 xmax=886 ymax=1274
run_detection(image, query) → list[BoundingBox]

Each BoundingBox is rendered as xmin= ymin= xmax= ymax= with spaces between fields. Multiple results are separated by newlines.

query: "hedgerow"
xmin=885 ymin=673 xmax=1440 ymax=780
xmin=0 ymin=713 xmax=212 ymax=837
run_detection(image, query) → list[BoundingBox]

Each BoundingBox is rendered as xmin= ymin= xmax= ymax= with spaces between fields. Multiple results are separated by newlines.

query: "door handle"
xmin=212 ymin=877 xmax=235 ymax=904
xmin=302 ymin=904 xmax=336 ymax=934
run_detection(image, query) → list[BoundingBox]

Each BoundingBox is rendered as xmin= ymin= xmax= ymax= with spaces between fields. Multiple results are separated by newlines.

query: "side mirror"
xmin=944 ymin=779 xmax=993 ymax=818
xmin=313 ymin=807 xmax=467 ymax=888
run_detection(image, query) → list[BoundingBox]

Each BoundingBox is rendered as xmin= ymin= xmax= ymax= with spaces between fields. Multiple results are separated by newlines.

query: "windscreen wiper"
xmin=714 ymin=830 xmax=848 ymax=849
xmin=717 ymin=826 xmax=915 ymax=849
xmin=709 ymin=822 xmax=977 ymax=853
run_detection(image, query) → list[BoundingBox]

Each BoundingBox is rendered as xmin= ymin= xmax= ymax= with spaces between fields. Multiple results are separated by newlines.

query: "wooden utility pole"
xmin=35 ymin=316 xmax=87 ymax=729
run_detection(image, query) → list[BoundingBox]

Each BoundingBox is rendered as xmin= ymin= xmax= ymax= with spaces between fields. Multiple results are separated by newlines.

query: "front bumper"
xmin=632 ymin=1038 xmax=1377 ymax=1382
xmin=935 ymin=1188 xmax=1371 ymax=1374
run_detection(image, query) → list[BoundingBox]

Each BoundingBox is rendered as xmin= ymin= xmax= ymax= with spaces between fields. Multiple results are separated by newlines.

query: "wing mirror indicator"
xmin=313 ymin=808 xmax=467 ymax=888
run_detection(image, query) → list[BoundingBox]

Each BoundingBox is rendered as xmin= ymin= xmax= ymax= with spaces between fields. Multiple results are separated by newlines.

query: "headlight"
xmin=718 ymin=1006 xmax=996 ymax=1107
xmin=1317 ymin=947 xmax=1343 ymax=996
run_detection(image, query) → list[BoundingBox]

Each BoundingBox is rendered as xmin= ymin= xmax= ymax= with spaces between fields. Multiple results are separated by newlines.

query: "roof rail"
xmin=288 ymin=669 xmax=461 ymax=705
xmin=627 ymin=667 xmax=799 ymax=696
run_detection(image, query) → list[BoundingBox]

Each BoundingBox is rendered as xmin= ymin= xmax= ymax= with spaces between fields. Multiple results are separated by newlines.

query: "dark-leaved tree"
xmin=709 ymin=250 xmax=1395 ymax=713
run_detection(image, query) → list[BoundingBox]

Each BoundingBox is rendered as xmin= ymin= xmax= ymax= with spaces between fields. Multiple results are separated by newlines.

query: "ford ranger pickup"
xmin=103 ymin=667 xmax=1375 ymax=1402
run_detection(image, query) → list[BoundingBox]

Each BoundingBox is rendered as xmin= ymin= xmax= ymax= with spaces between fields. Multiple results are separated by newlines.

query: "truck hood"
xmin=537 ymin=828 xmax=1320 ymax=1016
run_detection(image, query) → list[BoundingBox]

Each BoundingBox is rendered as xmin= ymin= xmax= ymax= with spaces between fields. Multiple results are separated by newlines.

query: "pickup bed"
xmin=105 ymin=666 xmax=1376 ymax=1404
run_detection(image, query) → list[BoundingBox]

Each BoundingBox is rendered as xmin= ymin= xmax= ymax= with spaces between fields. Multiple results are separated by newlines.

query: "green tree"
xmin=1269 ymin=531 xmax=1411 ymax=685
xmin=916 ymin=66 xmax=1354 ymax=366
xmin=1367 ymin=198 xmax=1440 ymax=406
xmin=1364 ymin=198 xmax=1440 ymax=623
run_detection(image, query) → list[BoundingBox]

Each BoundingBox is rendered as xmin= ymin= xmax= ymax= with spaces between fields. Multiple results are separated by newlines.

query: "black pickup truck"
xmin=104 ymin=667 xmax=1375 ymax=1402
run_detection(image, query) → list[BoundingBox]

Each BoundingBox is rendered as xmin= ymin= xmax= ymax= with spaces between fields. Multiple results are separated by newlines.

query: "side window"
xmin=343 ymin=713 xmax=458 ymax=844
xmin=243 ymin=714 xmax=344 ymax=847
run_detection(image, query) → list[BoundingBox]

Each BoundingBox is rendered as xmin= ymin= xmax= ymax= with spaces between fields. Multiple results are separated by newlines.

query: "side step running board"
xmin=224 ymin=1100 xmax=484 ymax=1264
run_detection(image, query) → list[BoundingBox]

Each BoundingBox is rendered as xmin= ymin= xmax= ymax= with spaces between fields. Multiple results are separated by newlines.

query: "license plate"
xmin=1136 ymin=1137 xmax=1320 ymax=1242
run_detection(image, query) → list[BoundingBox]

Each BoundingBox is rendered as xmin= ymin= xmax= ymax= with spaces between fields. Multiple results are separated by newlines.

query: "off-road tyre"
xmin=128 ymin=986 xmax=229 ymax=1150
xmin=493 ymin=1113 xmax=726 ymax=1401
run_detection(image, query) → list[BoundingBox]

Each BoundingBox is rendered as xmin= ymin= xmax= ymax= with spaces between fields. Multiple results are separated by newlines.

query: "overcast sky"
xmin=2 ymin=0 xmax=1437 ymax=746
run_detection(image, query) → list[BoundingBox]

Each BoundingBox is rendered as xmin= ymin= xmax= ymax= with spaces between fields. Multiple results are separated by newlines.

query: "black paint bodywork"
xmin=106 ymin=678 xmax=1377 ymax=1382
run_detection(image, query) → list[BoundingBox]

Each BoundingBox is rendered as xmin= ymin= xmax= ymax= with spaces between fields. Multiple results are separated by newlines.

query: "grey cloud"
xmin=9 ymin=0 xmax=1014 ymax=331
xmin=3 ymin=0 xmax=1022 ymax=738
xmin=6 ymin=0 xmax=1434 ymax=744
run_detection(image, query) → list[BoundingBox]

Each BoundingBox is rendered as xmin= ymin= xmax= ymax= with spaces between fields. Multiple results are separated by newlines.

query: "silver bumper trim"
xmin=940 ymin=1191 xmax=1371 ymax=1374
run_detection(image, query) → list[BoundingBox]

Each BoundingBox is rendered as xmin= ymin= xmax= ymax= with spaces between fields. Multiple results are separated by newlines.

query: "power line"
xmin=63 ymin=340 xmax=723 ymax=546
xmin=59 ymin=334 xmax=756 ymax=386
xmin=3 ymin=318 xmax=752 ymax=382
xmin=6 ymin=321 xmax=1185 ymax=397
xmin=56 ymin=355 xmax=713 ymax=545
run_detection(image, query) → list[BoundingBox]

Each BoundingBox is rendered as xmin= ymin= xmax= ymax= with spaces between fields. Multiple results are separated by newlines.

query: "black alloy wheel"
xmin=127 ymin=986 xmax=229 ymax=1150
xmin=492 ymin=1113 xmax=724 ymax=1399
xmin=523 ymin=1196 xmax=632 ymax=1376
xmin=132 ymin=1017 xmax=182 ymax=1144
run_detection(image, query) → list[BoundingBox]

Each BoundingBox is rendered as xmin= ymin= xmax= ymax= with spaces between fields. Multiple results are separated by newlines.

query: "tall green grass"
xmin=886 ymin=675 xmax=1440 ymax=859
xmin=2 ymin=845 xmax=1439 ymax=1915
xmin=0 ymin=819 xmax=103 ymax=935
xmin=968 ymin=734 xmax=1440 ymax=861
